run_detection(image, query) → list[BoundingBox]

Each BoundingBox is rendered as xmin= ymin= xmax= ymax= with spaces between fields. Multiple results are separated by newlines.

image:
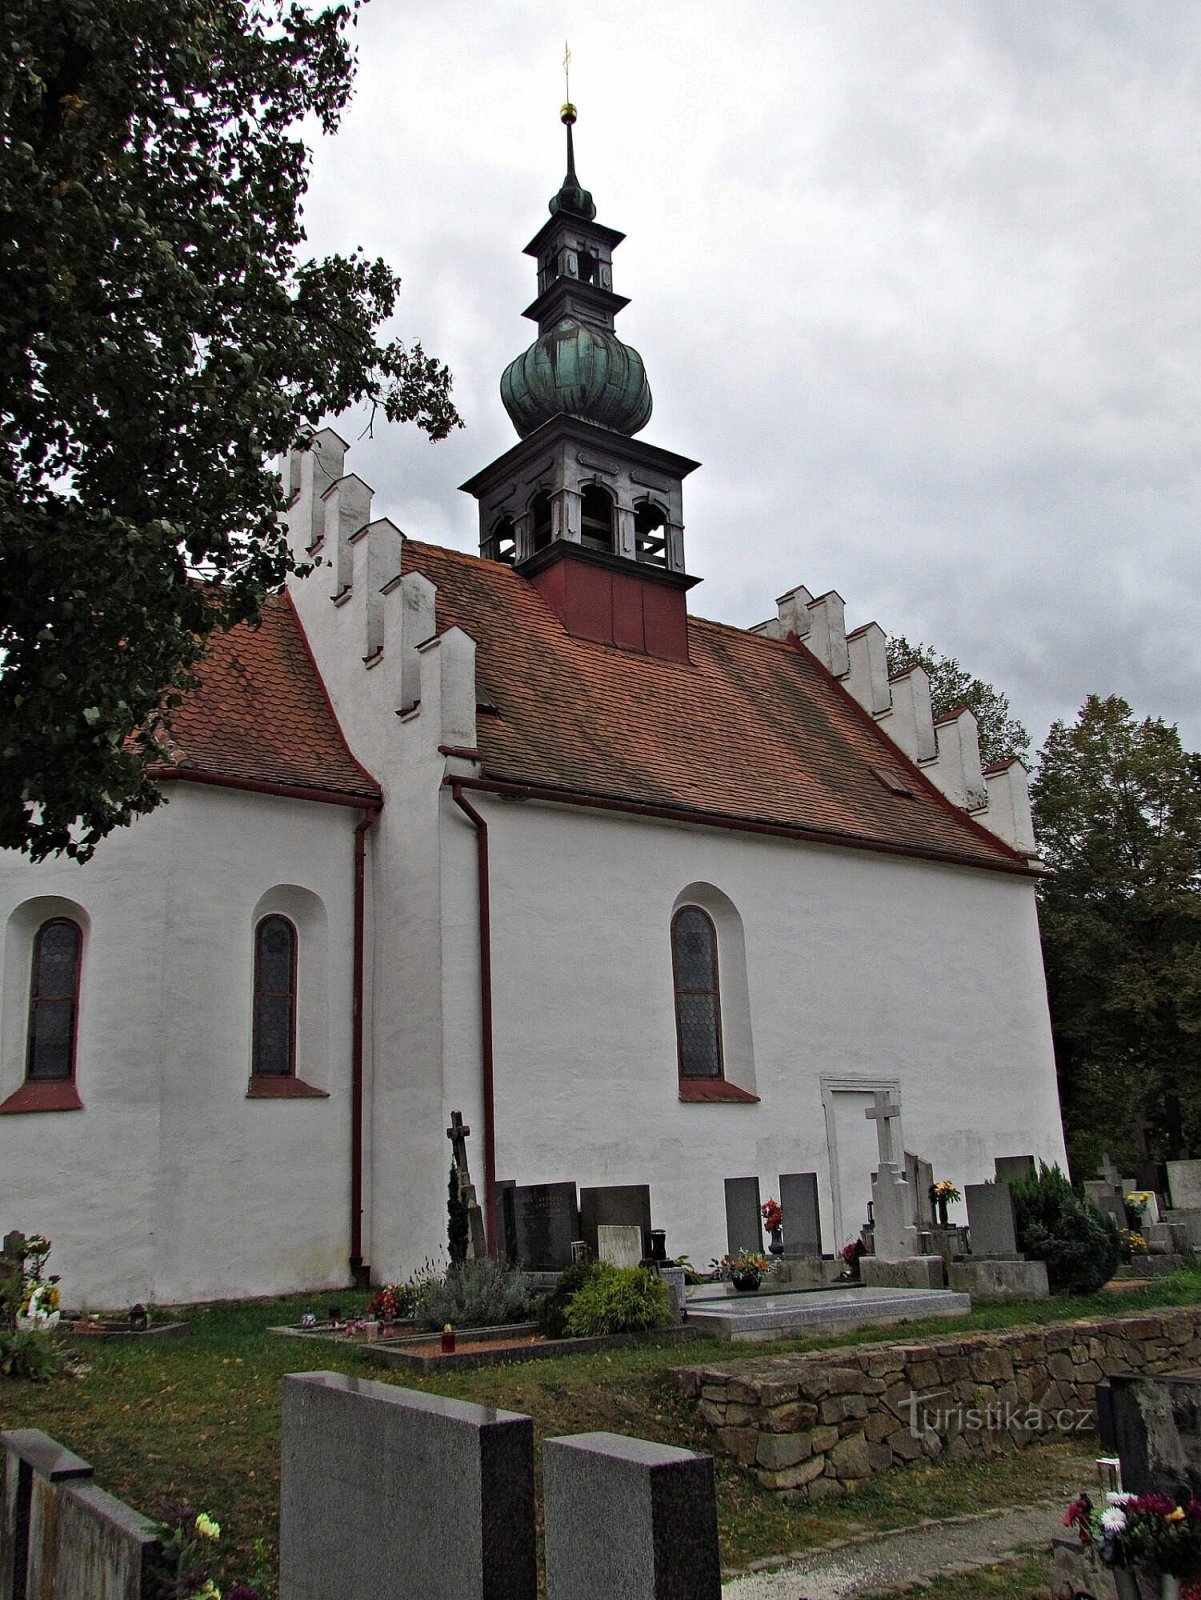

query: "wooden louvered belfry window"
xmin=671 ymin=906 xmax=724 ymax=1079
xmin=253 ymin=915 xmax=297 ymax=1077
xmin=26 ymin=919 xmax=82 ymax=1082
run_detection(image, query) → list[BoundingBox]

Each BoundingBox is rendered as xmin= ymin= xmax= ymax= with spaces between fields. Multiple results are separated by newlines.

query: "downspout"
xmin=449 ymin=783 xmax=497 ymax=1256
xmin=350 ymin=802 xmax=380 ymax=1287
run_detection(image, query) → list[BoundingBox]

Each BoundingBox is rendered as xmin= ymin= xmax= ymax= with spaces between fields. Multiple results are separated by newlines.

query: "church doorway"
xmin=820 ymin=1076 xmax=902 ymax=1254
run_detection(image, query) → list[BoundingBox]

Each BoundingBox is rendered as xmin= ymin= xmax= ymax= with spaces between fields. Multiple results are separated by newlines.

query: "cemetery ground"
xmin=8 ymin=1274 xmax=1201 ymax=1595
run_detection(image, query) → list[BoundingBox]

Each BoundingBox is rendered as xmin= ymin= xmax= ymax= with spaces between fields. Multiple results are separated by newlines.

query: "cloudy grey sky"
xmin=301 ymin=2 xmax=1201 ymax=756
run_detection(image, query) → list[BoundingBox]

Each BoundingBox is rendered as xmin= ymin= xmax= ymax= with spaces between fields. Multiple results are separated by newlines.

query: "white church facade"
xmin=0 ymin=116 xmax=1067 ymax=1307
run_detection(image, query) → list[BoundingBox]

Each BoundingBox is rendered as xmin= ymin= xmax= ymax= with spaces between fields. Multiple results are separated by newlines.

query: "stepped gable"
xmin=155 ymin=591 xmax=380 ymax=802
xmin=403 ymin=540 xmax=1028 ymax=873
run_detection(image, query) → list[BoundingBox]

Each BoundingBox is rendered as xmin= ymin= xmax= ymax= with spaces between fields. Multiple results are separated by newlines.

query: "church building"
xmin=0 ymin=112 xmax=1067 ymax=1307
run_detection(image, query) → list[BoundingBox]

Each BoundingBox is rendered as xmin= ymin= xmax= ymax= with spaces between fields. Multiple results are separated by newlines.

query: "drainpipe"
xmin=350 ymin=803 xmax=380 ymax=1287
xmin=449 ymin=783 xmax=497 ymax=1256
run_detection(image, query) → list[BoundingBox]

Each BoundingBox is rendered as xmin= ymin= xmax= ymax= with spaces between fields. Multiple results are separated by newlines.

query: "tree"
xmin=1030 ymin=695 xmax=1201 ymax=1171
xmin=885 ymin=636 xmax=1030 ymax=767
xmin=1 ymin=0 xmax=461 ymax=861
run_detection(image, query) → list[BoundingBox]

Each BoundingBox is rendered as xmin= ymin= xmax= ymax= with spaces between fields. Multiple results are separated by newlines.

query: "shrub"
xmin=537 ymin=1260 xmax=600 ymax=1340
xmin=1010 ymin=1162 xmax=1120 ymax=1295
xmin=0 ymin=1327 xmax=59 ymax=1381
xmin=415 ymin=1258 xmax=536 ymax=1330
xmin=562 ymin=1264 xmax=672 ymax=1338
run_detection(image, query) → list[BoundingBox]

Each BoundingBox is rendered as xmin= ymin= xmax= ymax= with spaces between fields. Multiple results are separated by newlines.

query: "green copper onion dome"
xmin=501 ymin=319 xmax=652 ymax=438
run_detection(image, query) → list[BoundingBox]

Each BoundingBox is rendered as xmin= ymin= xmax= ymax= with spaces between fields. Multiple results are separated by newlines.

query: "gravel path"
xmin=722 ymin=1499 xmax=1061 ymax=1598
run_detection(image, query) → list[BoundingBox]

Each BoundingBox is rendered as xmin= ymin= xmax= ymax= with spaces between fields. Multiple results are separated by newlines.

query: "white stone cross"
xmin=865 ymin=1093 xmax=903 ymax=1168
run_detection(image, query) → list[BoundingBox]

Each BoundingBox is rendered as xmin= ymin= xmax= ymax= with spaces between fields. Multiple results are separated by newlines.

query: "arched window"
xmin=26 ymin=919 xmax=82 ymax=1082
xmin=530 ymin=491 xmax=553 ymax=553
xmin=485 ymin=516 xmax=516 ymax=566
xmin=580 ymin=484 xmax=616 ymax=553
xmin=253 ymin=915 xmax=297 ymax=1078
xmin=671 ymin=907 xmax=723 ymax=1080
xmin=634 ymin=500 xmax=668 ymax=566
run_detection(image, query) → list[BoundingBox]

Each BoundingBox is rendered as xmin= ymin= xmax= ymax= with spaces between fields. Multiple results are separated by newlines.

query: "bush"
xmin=537 ymin=1261 xmax=600 ymax=1340
xmin=0 ymin=1327 xmax=59 ymax=1381
xmin=415 ymin=1258 xmax=536 ymax=1330
xmin=562 ymin=1265 xmax=672 ymax=1338
xmin=1010 ymin=1162 xmax=1120 ymax=1295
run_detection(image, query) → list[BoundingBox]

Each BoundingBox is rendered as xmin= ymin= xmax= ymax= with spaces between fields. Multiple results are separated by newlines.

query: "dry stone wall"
xmin=672 ymin=1306 xmax=1201 ymax=1497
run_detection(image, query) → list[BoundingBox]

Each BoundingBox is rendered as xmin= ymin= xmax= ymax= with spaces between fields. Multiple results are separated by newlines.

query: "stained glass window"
xmin=27 ymin=919 xmax=82 ymax=1081
xmin=253 ymin=916 xmax=296 ymax=1077
xmin=672 ymin=907 xmax=723 ymax=1079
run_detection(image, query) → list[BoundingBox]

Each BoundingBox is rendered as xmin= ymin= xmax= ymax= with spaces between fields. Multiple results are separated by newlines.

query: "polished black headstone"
xmin=510 ymin=1183 xmax=579 ymax=1270
xmin=778 ymin=1173 xmax=821 ymax=1257
xmin=578 ymin=1185 xmax=652 ymax=1260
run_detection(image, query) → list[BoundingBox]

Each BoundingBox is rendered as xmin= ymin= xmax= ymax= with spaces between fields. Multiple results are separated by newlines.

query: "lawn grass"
xmin=3 ymin=1270 xmax=1198 ymax=1593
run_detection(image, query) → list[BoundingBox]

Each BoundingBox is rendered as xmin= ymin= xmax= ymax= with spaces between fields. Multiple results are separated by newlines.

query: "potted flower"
xmin=760 ymin=1198 xmax=784 ymax=1255
xmin=1066 ymin=1490 xmax=1201 ymax=1598
xmin=928 ymin=1179 xmax=961 ymax=1228
xmin=840 ymin=1238 xmax=866 ymax=1280
xmin=713 ymin=1250 xmax=771 ymax=1291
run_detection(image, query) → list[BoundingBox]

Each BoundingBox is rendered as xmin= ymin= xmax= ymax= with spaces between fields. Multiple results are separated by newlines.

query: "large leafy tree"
xmin=885 ymin=636 xmax=1030 ymax=767
xmin=1031 ymin=696 xmax=1201 ymax=1171
xmin=1 ymin=0 xmax=461 ymax=860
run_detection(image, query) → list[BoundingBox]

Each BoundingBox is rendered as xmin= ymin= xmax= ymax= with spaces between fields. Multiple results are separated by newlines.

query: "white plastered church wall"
xmin=446 ymin=792 xmax=1065 ymax=1270
xmin=0 ymin=784 xmax=358 ymax=1306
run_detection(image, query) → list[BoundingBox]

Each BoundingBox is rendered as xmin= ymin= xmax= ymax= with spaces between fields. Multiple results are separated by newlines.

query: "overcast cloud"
xmin=299 ymin=2 xmax=1201 ymax=755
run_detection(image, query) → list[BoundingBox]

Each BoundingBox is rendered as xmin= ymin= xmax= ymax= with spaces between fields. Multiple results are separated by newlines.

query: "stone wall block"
xmin=906 ymin=1360 xmax=941 ymax=1389
xmin=696 ymin=1401 xmax=726 ymax=1428
xmin=863 ymin=1350 xmax=906 ymax=1377
xmin=829 ymin=1436 xmax=871 ymax=1479
xmin=810 ymin=1424 xmax=839 ymax=1454
xmin=717 ymin=1428 xmax=760 ymax=1467
xmin=758 ymin=1454 xmax=825 ymax=1494
xmin=725 ymin=1379 xmax=758 ymax=1405
xmin=807 ymin=1477 xmax=845 ymax=1502
xmin=761 ymin=1402 xmax=818 ymax=1434
xmin=756 ymin=1434 xmax=813 ymax=1472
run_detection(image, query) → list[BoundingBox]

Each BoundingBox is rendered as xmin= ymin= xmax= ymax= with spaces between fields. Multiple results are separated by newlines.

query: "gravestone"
xmin=280 ymin=1372 xmax=536 ymax=1600
xmin=446 ymin=1110 xmax=487 ymax=1259
xmin=496 ymin=1179 xmax=517 ymax=1263
xmin=723 ymin=1177 xmax=762 ymax=1257
xmin=579 ymin=1185 xmax=652 ymax=1261
xmin=1167 ymin=1160 xmax=1201 ymax=1211
xmin=778 ymin=1172 xmax=822 ymax=1257
xmin=965 ymin=1182 xmax=1019 ymax=1257
xmin=596 ymin=1225 xmax=644 ymax=1269
xmin=1091 ymin=1191 xmax=1127 ymax=1230
xmin=543 ymin=1432 xmax=720 ymax=1600
xmin=865 ymin=1094 xmax=919 ymax=1260
xmin=509 ymin=1183 xmax=580 ymax=1271
xmin=906 ymin=1152 xmax=934 ymax=1229
xmin=1098 ymin=1373 xmax=1201 ymax=1501
xmin=993 ymin=1155 xmax=1036 ymax=1185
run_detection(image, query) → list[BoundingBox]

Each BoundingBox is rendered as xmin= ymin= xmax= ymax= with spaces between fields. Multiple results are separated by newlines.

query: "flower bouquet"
xmin=712 ymin=1249 xmax=771 ymax=1290
xmin=760 ymin=1198 xmax=784 ymax=1254
xmin=1066 ymin=1490 xmax=1201 ymax=1596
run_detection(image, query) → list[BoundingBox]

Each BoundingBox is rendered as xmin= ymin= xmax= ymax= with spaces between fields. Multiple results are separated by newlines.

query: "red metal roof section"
xmin=404 ymin=540 xmax=1026 ymax=872
xmin=156 ymin=592 xmax=380 ymax=802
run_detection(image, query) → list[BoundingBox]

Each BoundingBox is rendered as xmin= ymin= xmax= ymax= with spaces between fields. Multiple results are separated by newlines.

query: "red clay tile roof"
xmin=153 ymin=591 xmax=380 ymax=802
xmin=403 ymin=540 xmax=1027 ymax=873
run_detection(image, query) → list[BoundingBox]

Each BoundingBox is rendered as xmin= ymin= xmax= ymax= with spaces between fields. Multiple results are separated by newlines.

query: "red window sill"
xmin=246 ymin=1077 xmax=328 ymax=1099
xmin=0 ymin=1080 xmax=84 ymax=1114
xmin=678 ymin=1079 xmax=759 ymax=1104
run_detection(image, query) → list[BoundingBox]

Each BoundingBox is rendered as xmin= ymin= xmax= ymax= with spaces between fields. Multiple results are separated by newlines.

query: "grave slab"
xmin=544 ymin=1432 xmax=720 ymax=1600
xmin=683 ymin=1285 xmax=970 ymax=1341
xmin=280 ymin=1371 xmax=535 ymax=1600
xmin=1168 ymin=1160 xmax=1201 ymax=1211
xmin=778 ymin=1172 xmax=821 ymax=1258
xmin=724 ymin=1176 xmax=762 ymax=1257
xmin=965 ymin=1182 xmax=1019 ymax=1258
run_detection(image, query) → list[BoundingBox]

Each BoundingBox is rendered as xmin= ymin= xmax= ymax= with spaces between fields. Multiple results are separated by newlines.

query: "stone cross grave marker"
xmin=446 ymin=1110 xmax=487 ymax=1258
xmin=865 ymin=1093 xmax=902 ymax=1167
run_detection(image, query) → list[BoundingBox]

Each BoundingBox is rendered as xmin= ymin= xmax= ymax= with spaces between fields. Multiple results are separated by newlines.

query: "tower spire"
xmin=551 ymin=89 xmax=595 ymax=220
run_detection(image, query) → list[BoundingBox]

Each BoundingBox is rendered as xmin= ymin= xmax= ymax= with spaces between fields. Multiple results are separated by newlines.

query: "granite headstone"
xmin=579 ymin=1185 xmax=652 ymax=1261
xmin=596 ymin=1225 xmax=644 ymax=1269
xmin=1098 ymin=1373 xmax=1201 ymax=1501
xmin=965 ymin=1182 xmax=1020 ymax=1258
xmin=724 ymin=1176 xmax=762 ymax=1257
xmin=509 ymin=1183 xmax=580 ymax=1271
xmin=778 ymin=1172 xmax=822 ymax=1257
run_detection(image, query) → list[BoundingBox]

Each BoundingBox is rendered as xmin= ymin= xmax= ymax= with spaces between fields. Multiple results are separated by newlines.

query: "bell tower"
xmin=461 ymin=104 xmax=700 ymax=662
